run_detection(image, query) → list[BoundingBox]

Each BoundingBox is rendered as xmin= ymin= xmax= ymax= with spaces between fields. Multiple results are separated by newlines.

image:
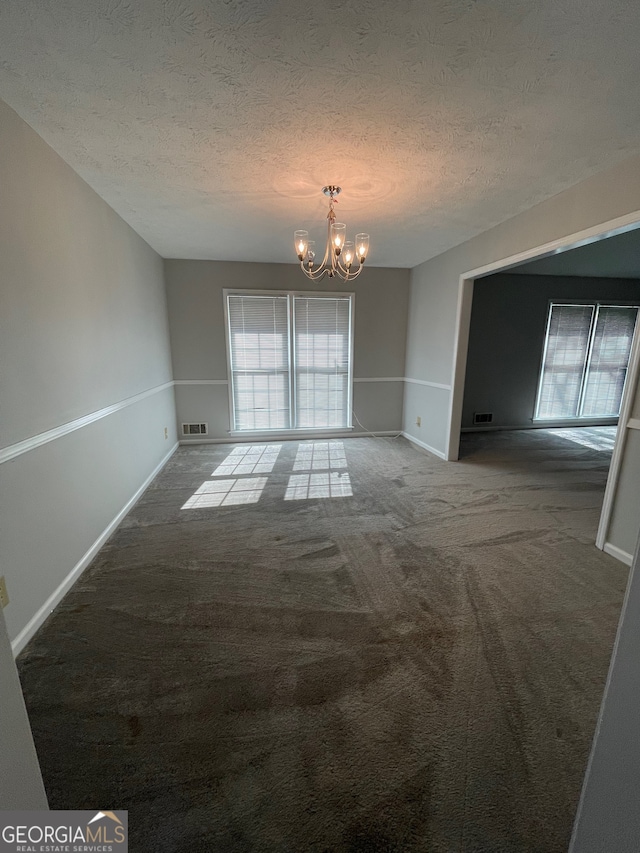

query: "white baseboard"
xmin=461 ymin=420 xmax=618 ymax=433
xmin=602 ymin=542 xmax=634 ymax=567
xmin=401 ymin=431 xmax=447 ymax=460
xmin=349 ymin=430 xmax=401 ymax=439
xmin=179 ymin=430 xmax=401 ymax=446
xmin=11 ymin=442 xmax=179 ymax=657
xmin=461 ymin=425 xmax=528 ymax=432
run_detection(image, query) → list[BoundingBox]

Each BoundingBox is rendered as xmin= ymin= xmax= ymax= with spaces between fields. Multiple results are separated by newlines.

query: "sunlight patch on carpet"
xmin=293 ymin=440 xmax=347 ymax=471
xmin=181 ymin=477 xmax=268 ymax=508
xmin=545 ymin=427 xmax=617 ymax=452
xmin=285 ymin=471 xmax=352 ymax=500
xmin=212 ymin=444 xmax=282 ymax=476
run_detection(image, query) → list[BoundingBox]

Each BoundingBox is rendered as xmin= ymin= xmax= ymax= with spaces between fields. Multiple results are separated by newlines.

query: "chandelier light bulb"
xmin=293 ymin=187 xmax=370 ymax=282
xmin=343 ymin=241 xmax=354 ymax=267
xmin=294 ymin=230 xmax=309 ymax=261
xmin=306 ymin=240 xmax=316 ymax=266
xmin=355 ymin=233 xmax=370 ymax=263
xmin=331 ymin=222 xmax=346 ymax=254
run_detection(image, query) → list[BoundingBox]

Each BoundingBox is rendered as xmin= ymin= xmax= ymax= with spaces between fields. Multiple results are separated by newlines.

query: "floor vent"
xmin=473 ymin=412 xmax=493 ymax=425
xmin=182 ymin=423 xmax=208 ymax=436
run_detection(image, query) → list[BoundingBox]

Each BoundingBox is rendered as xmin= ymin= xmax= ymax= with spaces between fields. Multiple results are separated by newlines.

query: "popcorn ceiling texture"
xmin=1 ymin=0 xmax=640 ymax=266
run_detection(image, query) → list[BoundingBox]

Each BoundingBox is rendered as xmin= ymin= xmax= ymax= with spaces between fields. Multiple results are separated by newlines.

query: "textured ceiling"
xmin=1 ymin=0 xmax=640 ymax=267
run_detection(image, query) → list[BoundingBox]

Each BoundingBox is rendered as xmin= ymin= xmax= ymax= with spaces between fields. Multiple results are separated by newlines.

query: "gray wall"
xmin=164 ymin=260 xmax=410 ymax=439
xmin=0 ymin=607 xmax=47 ymax=809
xmin=0 ymin=98 xmax=177 ymax=649
xmin=462 ymin=274 xmax=640 ymax=430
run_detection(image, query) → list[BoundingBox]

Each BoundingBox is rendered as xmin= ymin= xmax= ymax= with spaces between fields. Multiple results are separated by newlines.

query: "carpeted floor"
xmin=18 ymin=429 xmax=628 ymax=852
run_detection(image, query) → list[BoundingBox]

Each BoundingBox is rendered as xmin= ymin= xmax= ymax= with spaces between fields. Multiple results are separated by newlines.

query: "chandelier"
xmin=294 ymin=186 xmax=370 ymax=281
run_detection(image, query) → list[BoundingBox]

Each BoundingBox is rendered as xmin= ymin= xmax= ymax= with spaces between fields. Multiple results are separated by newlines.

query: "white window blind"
xmin=227 ymin=294 xmax=290 ymax=430
xmin=294 ymin=296 xmax=351 ymax=429
xmin=535 ymin=303 xmax=638 ymax=420
xmin=226 ymin=292 xmax=353 ymax=431
xmin=536 ymin=304 xmax=594 ymax=419
xmin=582 ymin=307 xmax=638 ymax=416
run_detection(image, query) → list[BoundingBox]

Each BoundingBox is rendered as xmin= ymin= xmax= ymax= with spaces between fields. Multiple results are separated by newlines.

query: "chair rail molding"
xmin=0 ymin=381 xmax=174 ymax=465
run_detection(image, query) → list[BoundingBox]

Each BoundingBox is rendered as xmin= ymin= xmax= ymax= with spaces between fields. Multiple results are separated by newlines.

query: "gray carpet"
xmin=18 ymin=430 xmax=628 ymax=852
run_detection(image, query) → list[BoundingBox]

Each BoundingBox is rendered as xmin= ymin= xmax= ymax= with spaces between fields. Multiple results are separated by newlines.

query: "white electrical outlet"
xmin=0 ymin=576 xmax=9 ymax=609
xmin=164 ymin=427 xmax=168 ymax=440
xmin=416 ymin=416 xmax=421 ymax=427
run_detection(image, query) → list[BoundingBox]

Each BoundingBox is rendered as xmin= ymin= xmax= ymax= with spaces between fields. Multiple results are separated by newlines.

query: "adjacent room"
xmin=2 ymin=2 xmax=640 ymax=852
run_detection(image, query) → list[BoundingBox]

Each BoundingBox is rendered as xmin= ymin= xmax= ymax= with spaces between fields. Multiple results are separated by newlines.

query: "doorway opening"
xmin=447 ymin=212 xmax=640 ymax=562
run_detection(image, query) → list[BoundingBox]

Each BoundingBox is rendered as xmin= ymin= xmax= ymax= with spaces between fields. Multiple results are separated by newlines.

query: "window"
xmin=535 ymin=303 xmax=638 ymax=420
xmin=225 ymin=291 xmax=353 ymax=431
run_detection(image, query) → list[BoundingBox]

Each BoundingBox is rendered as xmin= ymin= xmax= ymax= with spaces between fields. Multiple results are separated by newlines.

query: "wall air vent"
xmin=182 ymin=423 xmax=208 ymax=436
xmin=473 ymin=412 xmax=493 ymax=425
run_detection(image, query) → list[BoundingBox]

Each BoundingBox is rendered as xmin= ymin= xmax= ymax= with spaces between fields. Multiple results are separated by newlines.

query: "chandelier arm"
xmin=319 ymin=219 xmax=332 ymax=269
xmin=305 ymin=215 xmax=331 ymax=276
xmin=304 ymin=268 xmax=330 ymax=281
xmin=325 ymin=258 xmax=354 ymax=282
xmin=328 ymin=215 xmax=337 ymax=275
xmin=335 ymin=255 xmax=352 ymax=277
xmin=335 ymin=253 xmax=363 ymax=280
xmin=341 ymin=265 xmax=362 ymax=281
xmin=300 ymin=260 xmax=329 ymax=281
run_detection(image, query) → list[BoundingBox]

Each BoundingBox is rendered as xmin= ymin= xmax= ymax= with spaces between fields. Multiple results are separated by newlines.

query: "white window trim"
xmin=223 ymin=289 xmax=355 ymax=433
